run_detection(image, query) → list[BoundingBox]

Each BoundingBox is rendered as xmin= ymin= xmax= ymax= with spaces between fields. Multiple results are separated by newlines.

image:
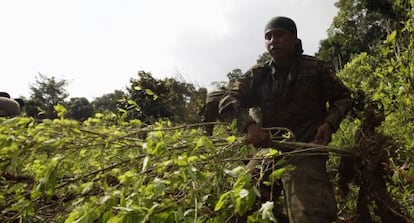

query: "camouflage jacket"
xmin=219 ymin=55 xmax=353 ymax=142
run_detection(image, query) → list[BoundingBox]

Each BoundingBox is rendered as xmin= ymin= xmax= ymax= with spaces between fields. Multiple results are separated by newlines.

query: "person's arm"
xmin=218 ymin=68 xmax=270 ymax=146
xmin=219 ymin=69 xmax=258 ymax=131
xmin=315 ymin=64 xmax=353 ymax=145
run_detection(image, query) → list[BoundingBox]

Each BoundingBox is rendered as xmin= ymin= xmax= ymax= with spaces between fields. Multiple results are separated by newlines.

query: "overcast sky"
xmin=0 ymin=0 xmax=338 ymax=100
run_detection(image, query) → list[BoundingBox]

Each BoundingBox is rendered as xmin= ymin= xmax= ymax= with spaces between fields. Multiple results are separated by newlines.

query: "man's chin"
xmin=270 ymin=53 xmax=283 ymax=62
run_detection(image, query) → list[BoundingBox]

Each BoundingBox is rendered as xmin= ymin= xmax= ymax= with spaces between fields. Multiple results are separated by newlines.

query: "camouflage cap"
xmin=264 ymin=16 xmax=297 ymax=37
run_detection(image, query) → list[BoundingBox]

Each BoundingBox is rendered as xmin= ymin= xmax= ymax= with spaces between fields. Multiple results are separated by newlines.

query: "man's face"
xmin=264 ymin=28 xmax=297 ymax=63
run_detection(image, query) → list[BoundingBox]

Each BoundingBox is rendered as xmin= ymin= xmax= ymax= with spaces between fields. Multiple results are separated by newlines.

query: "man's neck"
xmin=272 ymin=57 xmax=295 ymax=69
xmin=272 ymin=56 xmax=296 ymax=68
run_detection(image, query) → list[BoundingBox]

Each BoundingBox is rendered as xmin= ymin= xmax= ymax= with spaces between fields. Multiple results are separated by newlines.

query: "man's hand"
xmin=313 ymin=122 xmax=333 ymax=145
xmin=245 ymin=123 xmax=270 ymax=147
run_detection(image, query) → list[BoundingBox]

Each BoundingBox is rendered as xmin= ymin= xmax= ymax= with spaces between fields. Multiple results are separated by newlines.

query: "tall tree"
xmin=210 ymin=68 xmax=245 ymax=89
xmin=256 ymin=52 xmax=271 ymax=64
xmin=332 ymin=2 xmax=414 ymax=219
xmin=226 ymin=68 xmax=243 ymax=86
xmin=66 ymin=97 xmax=94 ymax=121
xmin=26 ymin=74 xmax=69 ymax=119
xmin=91 ymin=90 xmax=125 ymax=113
xmin=318 ymin=0 xmax=410 ymax=70
xmin=124 ymin=71 xmax=204 ymax=123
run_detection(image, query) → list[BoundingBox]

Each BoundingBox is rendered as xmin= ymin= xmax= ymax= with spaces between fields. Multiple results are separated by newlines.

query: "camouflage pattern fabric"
xmin=245 ymin=149 xmax=337 ymax=223
xmin=219 ymin=55 xmax=352 ymax=140
xmin=200 ymin=89 xmax=226 ymax=135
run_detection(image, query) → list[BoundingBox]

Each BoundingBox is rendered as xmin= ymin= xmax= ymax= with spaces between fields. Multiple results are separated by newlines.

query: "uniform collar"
xmin=268 ymin=58 xmax=299 ymax=86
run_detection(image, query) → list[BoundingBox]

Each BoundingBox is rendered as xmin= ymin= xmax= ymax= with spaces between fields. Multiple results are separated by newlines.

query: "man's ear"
xmin=295 ymin=39 xmax=304 ymax=55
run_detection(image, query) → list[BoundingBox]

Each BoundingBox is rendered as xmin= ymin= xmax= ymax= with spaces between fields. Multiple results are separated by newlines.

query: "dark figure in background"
xmin=215 ymin=17 xmax=353 ymax=222
xmin=0 ymin=92 xmax=24 ymax=117
xmin=201 ymin=89 xmax=226 ymax=136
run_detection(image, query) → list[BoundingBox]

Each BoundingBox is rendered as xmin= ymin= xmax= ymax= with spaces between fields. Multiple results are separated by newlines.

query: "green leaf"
xmin=118 ymin=170 xmax=136 ymax=184
xmin=145 ymin=89 xmax=154 ymax=95
xmin=232 ymin=187 xmax=256 ymax=215
xmin=107 ymin=215 xmax=125 ymax=223
xmin=386 ymin=31 xmax=397 ymax=43
xmin=215 ymin=191 xmax=231 ymax=211
xmin=269 ymin=165 xmax=295 ymax=181
xmin=64 ymin=211 xmax=80 ymax=223
xmin=196 ymin=137 xmax=204 ymax=148
xmin=226 ymin=135 xmax=237 ymax=143
xmin=270 ymin=168 xmax=285 ymax=178
xmin=176 ymin=156 xmax=188 ymax=166
xmin=265 ymin=149 xmax=280 ymax=158
xmin=81 ymin=182 xmax=94 ymax=195
xmin=127 ymin=99 xmax=137 ymax=105
xmin=54 ymin=104 xmax=67 ymax=118
xmin=229 ymin=119 xmax=238 ymax=131
xmin=195 ymin=136 xmax=214 ymax=150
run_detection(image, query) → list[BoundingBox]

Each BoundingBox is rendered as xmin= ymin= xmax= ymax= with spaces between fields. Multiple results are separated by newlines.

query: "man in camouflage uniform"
xmin=217 ymin=17 xmax=353 ymax=222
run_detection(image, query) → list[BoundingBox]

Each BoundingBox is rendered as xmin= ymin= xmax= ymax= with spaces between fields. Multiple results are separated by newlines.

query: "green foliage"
xmin=256 ymin=52 xmax=271 ymax=64
xmin=0 ymin=112 xmax=272 ymax=222
xmin=330 ymin=0 xmax=414 ymax=219
xmin=3 ymin=2 xmax=414 ymax=222
xmin=226 ymin=69 xmax=243 ymax=87
xmin=317 ymin=0 xmax=410 ymax=69
xmin=123 ymin=71 xmax=206 ymax=123
xmin=65 ymin=97 xmax=94 ymax=122
xmin=91 ymin=90 xmax=126 ymax=114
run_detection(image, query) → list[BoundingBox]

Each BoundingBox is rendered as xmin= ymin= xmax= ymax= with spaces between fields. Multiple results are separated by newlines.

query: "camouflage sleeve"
xmin=202 ymin=89 xmax=226 ymax=122
xmin=218 ymin=69 xmax=260 ymax=132
xmin=321 ymin=64 xmax=353 ymax=132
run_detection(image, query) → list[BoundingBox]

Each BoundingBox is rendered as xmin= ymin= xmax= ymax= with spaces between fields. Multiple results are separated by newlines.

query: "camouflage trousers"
xmin=245 ymin=149 xmax=338 ymax=223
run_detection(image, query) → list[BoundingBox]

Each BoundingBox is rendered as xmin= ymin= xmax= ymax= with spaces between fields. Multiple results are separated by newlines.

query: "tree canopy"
xmin=26 ymin=74 xmax=69 ymax=119
xmin=317 ymin=0 xmax=411 ymax=70
xmin=122 ymin=71 xmax=205 ymax=123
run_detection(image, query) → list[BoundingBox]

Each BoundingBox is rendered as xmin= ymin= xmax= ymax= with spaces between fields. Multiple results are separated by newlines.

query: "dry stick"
xmin=75 ymin=135 xmax=351 ymax=158
xmin=269 ymin=141 xmax=352 ymax=157
xmin=78 ymin=122 xmax=226 ymax=143
xmin=118 ymin=122 xmax=227 ymax=139
xmin=197 ymin=146 xmax=351 ymax=167
xmin=217 ymin=140 xmax=351 ymax=157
